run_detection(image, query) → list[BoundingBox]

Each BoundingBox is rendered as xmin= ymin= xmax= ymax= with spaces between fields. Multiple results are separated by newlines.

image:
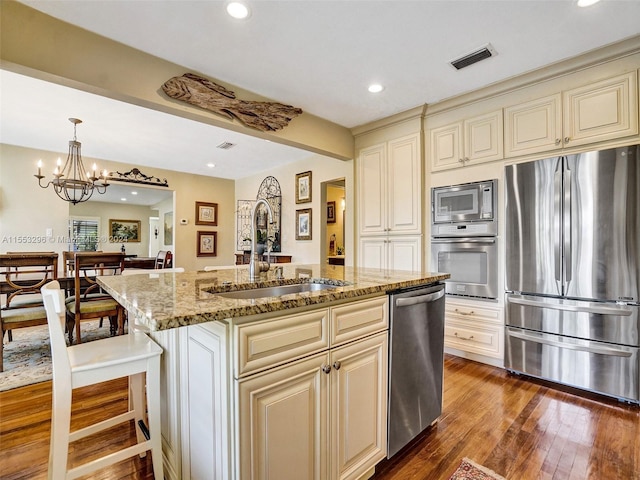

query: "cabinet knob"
xmin=564 ymin=137 xmax=570 ymax=144
xmin=555 ymin=138 xmax=561 ymax=145
xmin=458 ymin=158 xmax=464 ymax=164
xmin=464 ymin=157 xmax=469 ymax=163
xmin=332 ymin=361 xmax=341 ymax=371
xmin=322 ymin=364 xmax=332 ymax=374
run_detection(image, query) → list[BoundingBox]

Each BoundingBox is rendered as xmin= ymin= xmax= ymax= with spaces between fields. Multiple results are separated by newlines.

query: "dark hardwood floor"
xmin=1 ymin=354 xmax=638 ymax=479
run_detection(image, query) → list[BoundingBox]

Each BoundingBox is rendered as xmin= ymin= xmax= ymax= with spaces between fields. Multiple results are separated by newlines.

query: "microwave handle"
xmin=431 ymin=238 xmax=496 ymax=244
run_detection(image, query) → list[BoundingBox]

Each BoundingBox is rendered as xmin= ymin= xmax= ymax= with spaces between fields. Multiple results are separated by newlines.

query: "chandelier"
xmin=35 ymin=118 xmax=110 ymax=204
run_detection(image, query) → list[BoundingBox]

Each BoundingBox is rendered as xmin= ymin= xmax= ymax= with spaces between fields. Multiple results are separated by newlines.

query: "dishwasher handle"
xmin=395 ymin=288 xmax=445 ymax=307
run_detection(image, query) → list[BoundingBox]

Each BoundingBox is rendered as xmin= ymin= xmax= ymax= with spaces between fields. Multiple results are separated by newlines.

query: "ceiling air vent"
xmin=216 ymin=141 xmax=236 ymax=150
xmin=450 ymin=44 xmax=497 ymax=70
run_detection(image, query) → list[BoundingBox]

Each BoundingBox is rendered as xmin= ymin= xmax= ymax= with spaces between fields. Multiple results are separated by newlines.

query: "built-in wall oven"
xmin=431 ymin=179 xmax=498 ymax=300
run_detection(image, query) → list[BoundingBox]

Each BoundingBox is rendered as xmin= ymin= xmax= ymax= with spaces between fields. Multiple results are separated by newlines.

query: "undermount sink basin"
xmin=216 ymin=282 xmax=339 ymax=300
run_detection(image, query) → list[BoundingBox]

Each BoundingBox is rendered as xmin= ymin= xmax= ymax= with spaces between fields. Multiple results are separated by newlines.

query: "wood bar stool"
xmin=41 ymin=280 xmax=163 ymax=480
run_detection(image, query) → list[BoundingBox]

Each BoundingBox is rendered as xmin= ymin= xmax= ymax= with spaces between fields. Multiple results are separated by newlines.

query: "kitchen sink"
xmin=215 ymin=282 xmax=339 ymax=299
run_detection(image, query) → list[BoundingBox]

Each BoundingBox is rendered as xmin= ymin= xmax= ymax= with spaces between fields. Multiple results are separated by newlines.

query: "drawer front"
xmin=444 ymin=317 xmax=503 ymax=358
xmin=330 ymin=296 xmax=388 ymax=347
xmin=235 ymin=309 xmax=329 ymax=378
xmin=445 ymin=301 xmax=502 ymax=324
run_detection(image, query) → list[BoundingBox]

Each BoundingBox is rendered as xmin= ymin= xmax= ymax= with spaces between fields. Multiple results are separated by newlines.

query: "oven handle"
xmin=431 ymin=238 xmax=496 ymax=244
xmin=395 ymin=288 xmax=445 ymax=307
xmin=508 ymin=295 xmax=632 ymax=316
xmin=508 ymin=329 xmax=632 ymax=357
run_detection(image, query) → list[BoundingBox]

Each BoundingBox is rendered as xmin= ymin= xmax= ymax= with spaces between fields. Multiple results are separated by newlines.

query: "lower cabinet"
xmin=237 ymin=332 xmax=388 ymax=480
xmin=443 ymin=298 xmax=504 ymax=365
xmin=176 ymin=297 xmax=389 ymax=480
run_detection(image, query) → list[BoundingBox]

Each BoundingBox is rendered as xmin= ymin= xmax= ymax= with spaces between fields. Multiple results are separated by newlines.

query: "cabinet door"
xmin=387 ymin=236 xmax=422 ymax=272
xmin=388 ymin=134 xmax=421 ymax=234
xmin=563 ymin=71 xmax=638 ymax=147
xmin=238 ymin=352 xmax=329 ymax=480
xmin=358 ymin=143 xmax=387 ymax=235
xmin=330 ymin=333 xmax=388 ymax=480
xmin=359 ymin=237 xmax=387 ymax=270
xmin=184 ymin=323 xmax=230 ymax=480
xmin=430 ymin=122 xmax=463 ymax=171
xmin=464 ymin=109 xmax=503 ymax=164
xmin=504 ymin=94 xmax=562 ymax=157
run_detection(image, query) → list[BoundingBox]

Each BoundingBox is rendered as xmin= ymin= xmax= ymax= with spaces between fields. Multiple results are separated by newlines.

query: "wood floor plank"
xmin=2 ymin=354 xmax=638 ymax=479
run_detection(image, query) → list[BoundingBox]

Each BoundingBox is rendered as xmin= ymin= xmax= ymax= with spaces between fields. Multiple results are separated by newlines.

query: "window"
xmin=68 ymin=217 xmax=99 ymax=251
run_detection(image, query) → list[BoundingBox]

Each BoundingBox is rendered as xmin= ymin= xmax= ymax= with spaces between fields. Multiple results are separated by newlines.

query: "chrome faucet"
xmin=249 ymin=198 xmax=274 ymax=280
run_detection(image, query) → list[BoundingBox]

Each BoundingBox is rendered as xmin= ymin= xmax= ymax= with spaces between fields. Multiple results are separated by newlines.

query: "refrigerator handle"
xmin=507 ymin=329 xmax=632 ymax=357
xmin=563 ymin=165 xmax=572 ymax=290
xmin=553 ymin=165 xmax=562 ymax=285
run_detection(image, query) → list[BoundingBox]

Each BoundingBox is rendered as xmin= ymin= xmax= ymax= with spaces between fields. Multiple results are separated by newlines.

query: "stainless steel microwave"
xmin=431 ymin=179 xmax=497 ymax=235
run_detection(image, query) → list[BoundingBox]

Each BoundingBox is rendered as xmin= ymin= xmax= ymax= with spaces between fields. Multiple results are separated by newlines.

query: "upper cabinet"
xmin=358 ymin=133 xmax=421 ymax=236
xmin=430 ymin=109 xmax=504 ymax=172
xmin=504 ymin=72 xmax=638 ymax=158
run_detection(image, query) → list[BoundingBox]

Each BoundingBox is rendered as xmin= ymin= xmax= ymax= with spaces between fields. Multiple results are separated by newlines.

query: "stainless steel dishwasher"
xmin=387 ymin=283 xmax=446 ymax=458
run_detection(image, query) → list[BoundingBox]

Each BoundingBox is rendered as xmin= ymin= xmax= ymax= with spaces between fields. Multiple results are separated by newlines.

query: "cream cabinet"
xmin=357 ymin=133 xmax=421 ymax=236
xmin=238 ymin=332 xmax=388 ymax=480
xmin=359 ymin=235 xmax=422 ymax=272
xmin=236 ymin=299 xmax=389 ymax=480
xmin=443 ymin=298 xmax=503 ymax=363
xmin=505 ymin=72 xmax=638 ymax=157
xmin=429 ymin=109 xmax=503 ymax=171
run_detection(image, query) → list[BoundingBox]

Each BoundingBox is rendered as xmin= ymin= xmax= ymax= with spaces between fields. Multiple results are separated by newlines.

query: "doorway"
xmin=321 ymin=178 xmax=346 ymax=265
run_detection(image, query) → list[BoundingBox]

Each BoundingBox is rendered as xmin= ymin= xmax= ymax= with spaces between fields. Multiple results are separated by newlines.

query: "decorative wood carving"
xmin=108 ymin=168 xmax=169 ymax=187
xmin=161 ymin=73 xmax=303 ymax=132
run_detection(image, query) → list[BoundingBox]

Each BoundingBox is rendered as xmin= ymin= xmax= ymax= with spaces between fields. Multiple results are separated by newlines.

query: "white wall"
xmin=0 ymin=143 xmax=236 ymax=272
xmin=69 ymin=200 xmax=156 ymax=258
xmin=235 ymin=155 xmax=354 ymax=265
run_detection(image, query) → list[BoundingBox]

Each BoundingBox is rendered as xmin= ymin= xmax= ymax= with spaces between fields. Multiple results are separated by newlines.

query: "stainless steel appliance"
xmin=505 ymin=145 xmax=640 ymax=403
xmin=387 ymin=283 xmax=445 ymax=458
xmin=431 ymin=179 xmax=499 ymax=300
xmin=432 ymin=179 xmax=497 ymax=232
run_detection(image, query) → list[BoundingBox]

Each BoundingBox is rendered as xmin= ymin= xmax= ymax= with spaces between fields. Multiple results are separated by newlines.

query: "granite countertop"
xmin=98 ymin=264 xmax=449 ymax=332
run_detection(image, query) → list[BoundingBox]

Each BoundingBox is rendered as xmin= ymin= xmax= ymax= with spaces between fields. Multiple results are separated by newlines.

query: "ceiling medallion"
xmin=161 ymin=73 xmax=303 ymax=132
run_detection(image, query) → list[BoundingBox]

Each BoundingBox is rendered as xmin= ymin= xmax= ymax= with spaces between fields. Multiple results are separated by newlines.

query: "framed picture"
xmin=295 ymin=208 xmax=312 ymax=240
xmin=327 ymin=201 xmax=336 ymax=223
xmin=109 ymin=219 xmax=141 ymax=243
xmin=164 ymin=212 xmax=173 ymax=246
xmin=295 ymin=171 xmax=312 ymax=204
xmin=195 ymin=201 xmax=218 ymax=226
xmin=197 ymin=231 xmax=218 ymax=257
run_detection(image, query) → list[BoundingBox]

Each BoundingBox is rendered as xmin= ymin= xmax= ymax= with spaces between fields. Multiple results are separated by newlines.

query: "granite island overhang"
xmin=97 ymin=264 xmax=450 ymax=331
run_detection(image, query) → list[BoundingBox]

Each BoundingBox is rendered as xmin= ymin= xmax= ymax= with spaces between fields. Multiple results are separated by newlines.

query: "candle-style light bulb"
xmin=37 ymin=160 xmax=42 ymax=176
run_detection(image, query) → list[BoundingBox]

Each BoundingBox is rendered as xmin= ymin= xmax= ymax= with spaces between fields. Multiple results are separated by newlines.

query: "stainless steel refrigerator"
xmin=504 ymin=145 xmax=640 ymax=403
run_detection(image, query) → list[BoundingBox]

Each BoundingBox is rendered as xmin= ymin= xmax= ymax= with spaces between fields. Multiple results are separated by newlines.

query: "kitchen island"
xmin=99 ymin=265 xmax=448 ymax=480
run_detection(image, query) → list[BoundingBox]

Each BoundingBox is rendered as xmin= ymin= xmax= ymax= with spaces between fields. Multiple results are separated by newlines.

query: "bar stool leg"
xmin=130 ymin=372 xmax=147 ymax=457
xmin=147 ymin=356 xmax=164 ymax=479
xmin=49 ymin=383 xmax=72 ymax=480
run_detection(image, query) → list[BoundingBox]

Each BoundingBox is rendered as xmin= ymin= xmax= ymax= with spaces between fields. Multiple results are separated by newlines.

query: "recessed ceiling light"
xmin=207 ymin=163 xmax=216 ymax=168
xmin=577 ymin=0 xmax=600 ymax=6
xmin=121 ymin=198 xmax=127 ymax=202
xmin=227 ymin=2 xmax=250 ymax=19
xmin=131 ymin=191 xmax=138 ymax=195
xmin=368 ymin=84 xmax=384 ymax=93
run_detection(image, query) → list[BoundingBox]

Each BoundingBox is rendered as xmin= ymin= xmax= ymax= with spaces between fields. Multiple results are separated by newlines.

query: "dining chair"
xmin=41 ymin=280 xmax=163 ymax=480
xmin=66 ymin=252 xmax=125 ymax=344
xmin=154 ymin=250 xmax=173 ymax=269
xmin=0 ymin=252 xmax=58 ymax=372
